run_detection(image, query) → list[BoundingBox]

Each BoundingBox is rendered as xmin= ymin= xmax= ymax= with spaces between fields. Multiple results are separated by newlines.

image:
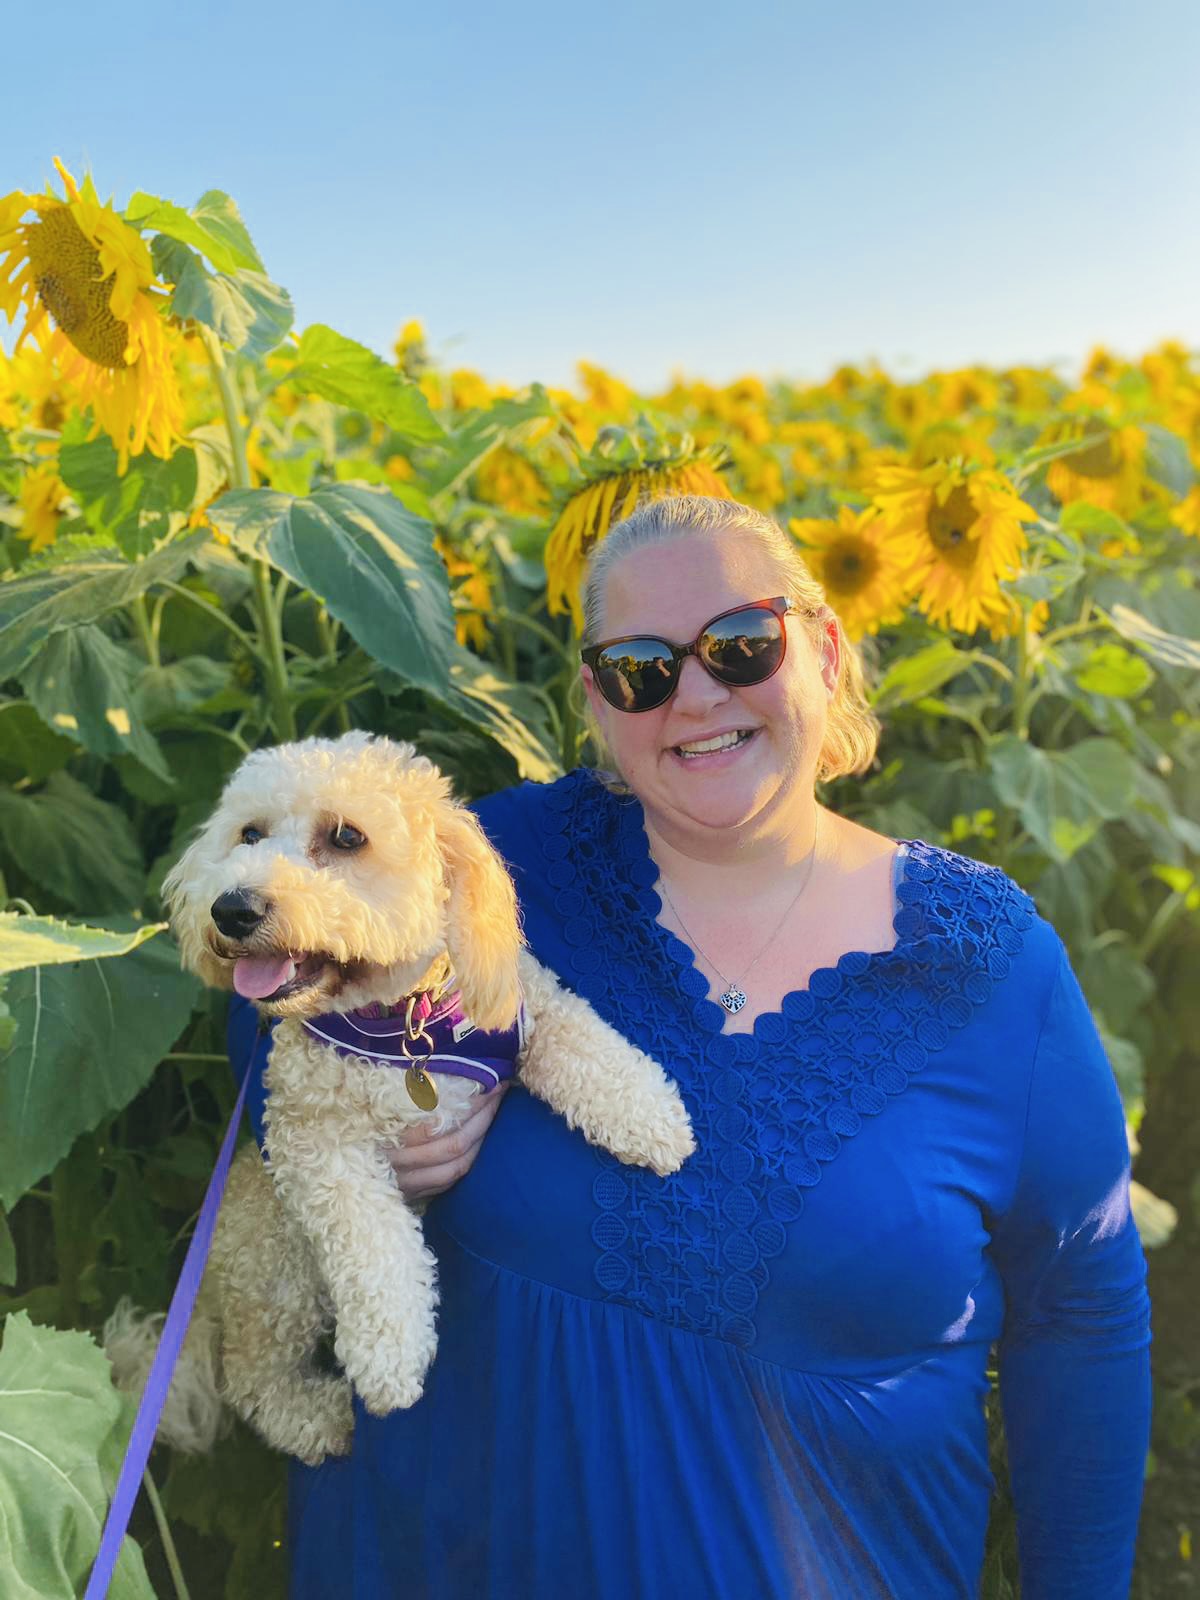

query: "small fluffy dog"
xmin=161 ymin=732 xmax=694 ymax=1465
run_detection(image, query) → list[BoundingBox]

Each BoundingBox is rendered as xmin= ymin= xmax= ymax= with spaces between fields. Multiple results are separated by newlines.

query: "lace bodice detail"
xmin=531 ymin=771 xmax=1036 ymax=1352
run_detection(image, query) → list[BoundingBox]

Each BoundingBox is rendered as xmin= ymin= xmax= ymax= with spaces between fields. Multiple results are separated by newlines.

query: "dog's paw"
xmin=356 ymin=1370 xmax=426 ymax=1415
xmin=620 ymin=1093 xmax=697 ymax=1176
xmin=244 ymin=1374 xmax=354 ymax=1466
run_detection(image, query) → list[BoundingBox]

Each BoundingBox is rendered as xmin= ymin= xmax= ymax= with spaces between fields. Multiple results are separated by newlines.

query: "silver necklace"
xmin=655 ymin=812 xmax=822 ymax=1016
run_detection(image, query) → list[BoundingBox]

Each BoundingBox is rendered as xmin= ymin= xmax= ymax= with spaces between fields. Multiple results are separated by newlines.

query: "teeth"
xmin=677 ymin=730 xmax=750 ymax=757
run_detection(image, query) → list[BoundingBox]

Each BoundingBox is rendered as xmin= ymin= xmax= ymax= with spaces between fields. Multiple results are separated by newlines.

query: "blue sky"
xmin=9 ymin=0 xmax=1199 ymax=390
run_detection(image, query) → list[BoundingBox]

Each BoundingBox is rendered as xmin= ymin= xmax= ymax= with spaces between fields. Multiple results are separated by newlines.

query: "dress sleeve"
xmin=991 ymin=938 xmax=1151 ymax=1600
xmin=226 ymin=992 xmax=273 ymax=1150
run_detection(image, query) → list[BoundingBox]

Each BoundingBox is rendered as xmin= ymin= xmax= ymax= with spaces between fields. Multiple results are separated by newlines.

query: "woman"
xmin=232 ymin=495 xmax=1150 ymax=1598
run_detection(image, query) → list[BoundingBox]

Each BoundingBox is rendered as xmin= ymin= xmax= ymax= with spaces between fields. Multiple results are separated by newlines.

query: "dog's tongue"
xmin=233 ymin=954 xmax=296 ymax=1000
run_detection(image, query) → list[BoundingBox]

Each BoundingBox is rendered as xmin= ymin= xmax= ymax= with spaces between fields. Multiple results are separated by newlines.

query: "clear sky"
xmin=8 ymin=0 xmax=1199 ymax=390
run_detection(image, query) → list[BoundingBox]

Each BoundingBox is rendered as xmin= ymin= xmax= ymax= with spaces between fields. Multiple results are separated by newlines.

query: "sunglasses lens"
xmin=593 ymin=640 xmax=678 ymax=711
xmin=699 ymin=608 xmax=786 ymax=685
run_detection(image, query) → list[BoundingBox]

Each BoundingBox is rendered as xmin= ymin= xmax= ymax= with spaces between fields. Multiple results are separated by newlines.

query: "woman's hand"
xmin=384 ymin=1083 xmax=510 ymax=1201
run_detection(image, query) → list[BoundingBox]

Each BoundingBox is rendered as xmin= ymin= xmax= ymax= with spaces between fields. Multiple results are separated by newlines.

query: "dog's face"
xmin=164 ymin=732 xmax=522 ymax=1027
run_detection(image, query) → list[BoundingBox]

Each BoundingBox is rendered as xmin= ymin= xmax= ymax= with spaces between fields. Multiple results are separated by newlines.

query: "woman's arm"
xmin=991 ymin=940 xmax=1151 ymax=1600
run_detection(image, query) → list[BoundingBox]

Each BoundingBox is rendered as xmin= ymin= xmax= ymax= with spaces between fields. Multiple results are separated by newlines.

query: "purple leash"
xmin=85 ymin=1064 xmax=250 ymax=1598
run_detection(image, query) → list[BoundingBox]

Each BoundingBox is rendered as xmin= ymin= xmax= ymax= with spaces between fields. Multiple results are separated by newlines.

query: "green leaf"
xmin=0 ymin=924 xmax=199 ymax=1207
xmin=0 ymin=773 xmax=146 ymax=912
xmin=289 ymin=325 xmax=446 ymax=442
xmin=59 ymin=427 xmax=199 ymax=560
xmin=1073 ymin=643 xmax=1155 ymax=698
xmin=987 ymin=736 xmax=1139 ymax=861
xmin=125 ymin=188 xmax=263 ymax=274
xmin=0 ymin=1312 xmax=155 ymax=1598
xmin=1060 ymin=501 xmax=1137 ymax=544
xmin=208 ymin=484 xmax=458 ymax=694
xmin=872 ymin=639 xmax=978 ymax=711
xmin=425 ymin=387 xmax=556 ymax=499
xmin=1143 ymin=423 xmax=1196 ymax=498
xmin=0 ymin=702 xmax=76 ymax=785
xmin=133 ymin=656 xmax=232 ymax=723
xmin=1080 ymin=934 xmax=1155 ymax=1034
xmin=0 ymin=912 xmax=165 ymax=975
xmin=20 ymin=627 xmax=172 ymax=782
xmin=1107 ymin=603 xmax=1200 ymax=670
xmin=441 ymin=648 xmax=561 ymax=783
xmin=0 ymin=532 xmax=207 ymax=680
xmin=152 ymin=236 xmax=293 ymax=359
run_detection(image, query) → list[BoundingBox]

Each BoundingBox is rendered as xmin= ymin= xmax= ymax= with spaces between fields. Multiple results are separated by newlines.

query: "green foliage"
xmin=209 ymin=483 xmax=459 ymax=697
xmin=125 ymin=189 xmax=265 ymax=275
xmin=0 ymin=913 xmax=165 ymax=975
xmin=0 ymin=1312 xmax=154 ymax=1597
xmin=20 ymin=625 xmax=172 ymax=780
xmin=152 ymin=238 xmax=294 ymax=360
xmin=0 ymin=534 xmax=207 ymax=680
xmin=0 ymin=927 xmax=199 ymax=1208
xmin=288 ymin=325 xmax=446 ymax=442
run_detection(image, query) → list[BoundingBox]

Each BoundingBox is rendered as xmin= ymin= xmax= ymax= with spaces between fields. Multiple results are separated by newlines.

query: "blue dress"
xmin=228 ymin=768 xmax=1151 ymax=1600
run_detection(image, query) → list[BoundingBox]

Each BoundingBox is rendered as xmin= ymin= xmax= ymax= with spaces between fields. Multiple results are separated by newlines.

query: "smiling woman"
xmin=255 ymin=493 xmax=1152 ymax=1600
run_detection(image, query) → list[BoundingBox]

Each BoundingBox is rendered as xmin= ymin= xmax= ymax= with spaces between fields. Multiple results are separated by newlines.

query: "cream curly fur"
xmin=137 ymin=732 xmax=694 ymax=1465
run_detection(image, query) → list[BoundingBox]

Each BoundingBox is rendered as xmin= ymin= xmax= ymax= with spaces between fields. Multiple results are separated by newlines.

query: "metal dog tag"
xmin=405 ymin=1066 xmax=439 ymax=1111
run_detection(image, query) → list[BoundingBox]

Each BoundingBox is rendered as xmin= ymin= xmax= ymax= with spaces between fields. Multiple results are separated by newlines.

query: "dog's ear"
xmin=437 ymin=805 xmax=523 ymax=1032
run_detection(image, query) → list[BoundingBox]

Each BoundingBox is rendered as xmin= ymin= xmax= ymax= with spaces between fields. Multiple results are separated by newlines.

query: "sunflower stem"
xmin=143 ymin=1467 xmax=192 ymax=1600
xmin=1011 ymin=610 xmax=1032 ymax=739
xmin=131 ymin=594 xmax=160 ymax=668
xmin=200 ymin=328 xmax=296 ymax=742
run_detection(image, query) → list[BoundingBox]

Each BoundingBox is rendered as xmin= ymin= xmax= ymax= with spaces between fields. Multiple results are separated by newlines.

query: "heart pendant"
xmin=719 ymin=986 xmax=748 ymax=1015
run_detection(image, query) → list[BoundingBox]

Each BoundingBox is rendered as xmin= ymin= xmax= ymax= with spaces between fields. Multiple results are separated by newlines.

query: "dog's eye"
xmin=240 ymin=825 xmax=266 ymax=846
xmin=330 ymin=823 xmax=367 ymax=852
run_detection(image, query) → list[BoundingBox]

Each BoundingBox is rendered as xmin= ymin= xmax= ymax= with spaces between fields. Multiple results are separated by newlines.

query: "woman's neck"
xmin=643 ymin=798 xmax=824 ymax=901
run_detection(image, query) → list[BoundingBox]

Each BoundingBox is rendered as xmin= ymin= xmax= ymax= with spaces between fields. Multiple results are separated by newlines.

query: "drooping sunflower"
xmin=870 ymin=462 xmax=1038 ymax=638
xmin=18 ymin=463 xmax=69 ymax=552
xmin=544 ymin=427 xmax=732 ymax=627
xmin=0 ymin=160 xmax=185 ymax=468
xmin=1044 ymin=418 xmax=1148 ymax=518
xmin=789 ymin=505 xmax=911 ymax=640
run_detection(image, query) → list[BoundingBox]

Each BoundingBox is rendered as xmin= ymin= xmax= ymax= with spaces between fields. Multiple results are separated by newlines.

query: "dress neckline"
xmin=611 ymin=786 xmax=915 ymax=1045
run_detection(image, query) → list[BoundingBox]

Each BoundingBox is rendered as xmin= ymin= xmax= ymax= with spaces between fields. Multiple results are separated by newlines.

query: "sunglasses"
xmin=581 ymin=596 xmax=800 ymax=713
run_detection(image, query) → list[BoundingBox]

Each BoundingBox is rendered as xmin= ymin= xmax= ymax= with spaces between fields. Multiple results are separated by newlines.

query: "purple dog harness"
xmin=302 ymin=985 xmax=527 ymax=1109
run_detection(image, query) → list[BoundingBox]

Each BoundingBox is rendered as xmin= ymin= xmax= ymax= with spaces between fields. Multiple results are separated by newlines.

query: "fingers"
xmin=385 ymin=1084 xmax=509 ymax=1200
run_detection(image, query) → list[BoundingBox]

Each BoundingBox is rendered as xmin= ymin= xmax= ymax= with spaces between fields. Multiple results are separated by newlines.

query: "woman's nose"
xmin=671 ymin=654 xmax=729 ymax=713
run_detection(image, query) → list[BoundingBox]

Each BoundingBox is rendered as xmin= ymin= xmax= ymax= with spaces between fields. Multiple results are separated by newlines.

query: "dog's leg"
xmin=516 ymin=950 xmax=696 ymax=1175
xmin=212 ymin=1142 xmax=353 ymax=1465
xmin=268 ymin=1132 xmax=439 ymax=1415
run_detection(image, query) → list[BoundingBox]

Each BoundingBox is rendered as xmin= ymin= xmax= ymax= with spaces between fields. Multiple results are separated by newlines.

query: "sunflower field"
xmin=0 ymin=165 xmax=1197 ymax=1598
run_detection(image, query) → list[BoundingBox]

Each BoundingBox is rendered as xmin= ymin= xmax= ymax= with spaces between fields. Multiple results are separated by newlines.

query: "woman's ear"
xmin=437 ymin=805 xmax=523 ymax=1031
xmin=819 ymin=611 xmax=842 ymax=696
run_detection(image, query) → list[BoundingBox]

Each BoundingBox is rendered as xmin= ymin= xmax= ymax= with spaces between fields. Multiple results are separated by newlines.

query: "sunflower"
xmin=473 ymin=447 xmax=550 ymax=516
xmin=0 ymin=160 xmax=185 ymax=468
xmin=18 ymin=463 xmax=69 ymax=552
xmin=870 ymin=462 xmax=1038 ymax=637
xmin=1170 ymin=487 xmax=1200 ymax=539
xmin=544 ymin=442 xmax=732 ymax=627
xmin=435 ymin=534 xmax=493 ymax=650
xmin=789 ymin=506 xmax=911 ymax=640
xmin=1044 ymin=419 xmax=1148 ymax=518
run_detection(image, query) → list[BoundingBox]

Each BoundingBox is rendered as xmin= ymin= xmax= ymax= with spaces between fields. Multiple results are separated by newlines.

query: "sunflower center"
xmin=826 ymin=535 xmax=879 ymax=594
xmin=926 ymin=484 xmax=980 ymax=567
xmin=1061 ymin=428 xmax=1119 ymax=479
xmin=25 ymin=206 xmax=130 ymax=369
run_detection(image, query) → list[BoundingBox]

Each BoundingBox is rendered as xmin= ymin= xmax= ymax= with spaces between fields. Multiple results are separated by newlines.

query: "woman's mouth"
xmin=671 ymin=728 xmax=757 ymax=764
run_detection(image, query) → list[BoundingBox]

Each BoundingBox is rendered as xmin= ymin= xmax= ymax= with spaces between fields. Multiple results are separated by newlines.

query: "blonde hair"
xmin=579 ymin=495 xmax=879 ymax=783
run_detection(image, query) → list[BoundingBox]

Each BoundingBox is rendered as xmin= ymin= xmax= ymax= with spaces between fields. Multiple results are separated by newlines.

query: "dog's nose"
xmin=211 ymin=889 xmax=271 ymax=939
